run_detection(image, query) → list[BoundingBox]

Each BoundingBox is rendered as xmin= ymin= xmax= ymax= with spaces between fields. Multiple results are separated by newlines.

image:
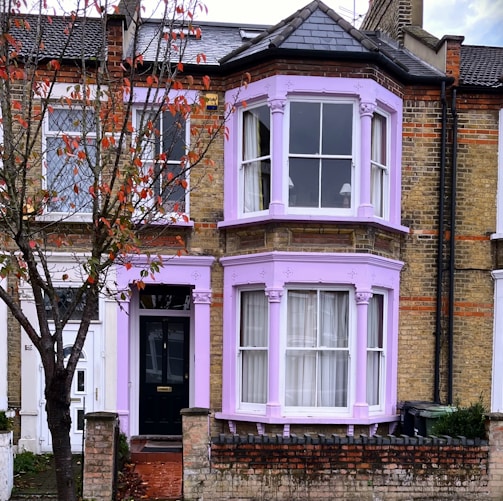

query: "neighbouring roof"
xmin=461 ymin=46 xmax=503 ymax=88
xmin=3 ymin=14 xmax=106 ymax=61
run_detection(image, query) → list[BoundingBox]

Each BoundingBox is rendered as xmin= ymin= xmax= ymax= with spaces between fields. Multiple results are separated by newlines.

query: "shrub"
xmin=14 ymin=452 xmax=52 ymax=475
xmin=431 ymin=399 xmax=486 ymax=439
xmin=0 ymin=410 xmax=13 ymax=431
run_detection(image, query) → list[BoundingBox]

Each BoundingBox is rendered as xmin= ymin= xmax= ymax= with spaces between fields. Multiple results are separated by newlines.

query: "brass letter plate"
xmin=157 ymin=386 xmax=172 ymax=393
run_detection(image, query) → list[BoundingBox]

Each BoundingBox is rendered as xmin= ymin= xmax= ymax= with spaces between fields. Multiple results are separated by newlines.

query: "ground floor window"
xmin=219 ymin=252 xmax=402 ymax=424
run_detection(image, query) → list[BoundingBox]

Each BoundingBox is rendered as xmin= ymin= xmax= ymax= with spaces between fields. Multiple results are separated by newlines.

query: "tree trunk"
xmin=46 ymin=373 xmax=76 ymax=501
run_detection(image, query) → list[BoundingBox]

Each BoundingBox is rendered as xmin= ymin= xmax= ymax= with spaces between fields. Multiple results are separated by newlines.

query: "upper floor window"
xmin=288 ymin=101 xmax=354 ymax=211
xmin=135 ymin=108 xmax=188 ymax=216
xmin=44 ymin=108 xmax=97 ymax=214
xmin=242 ymin=105 xmax=271 ymax=213
xmin=223 ymin=76 xmax=404 ymax=230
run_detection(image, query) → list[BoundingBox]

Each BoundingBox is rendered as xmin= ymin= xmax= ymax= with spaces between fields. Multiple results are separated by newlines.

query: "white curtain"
xmin=240 ymin=291 xmax=268 ymax=404
xmin=286 ymin=290 xmax=349 ymax=407
xmin=319 ymin=292 xmax=349 ymax=407
xmin=367 ymin=294 xmax=383 ymax=406
xmin=286 ymin=291 xmax=317 ymax=406
xmin=243 ymin=111 xmax=261 ymax=212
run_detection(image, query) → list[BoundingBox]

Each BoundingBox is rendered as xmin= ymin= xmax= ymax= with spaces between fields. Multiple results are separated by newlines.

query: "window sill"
xmin=218 ymin=214 xmax=409 ymax=234
xmin=215 ymin=411 xmax=399 ymax=426
xmin=132 ymin=213 xmax=194 ymax=227
xmin=36 ymin=213 xmax=92 ymax=223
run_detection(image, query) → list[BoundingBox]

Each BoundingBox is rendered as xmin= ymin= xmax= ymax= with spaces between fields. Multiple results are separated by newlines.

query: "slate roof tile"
xmin=4 ymin=14 xmax=105 ymax=61
xmin=461 ymin=45 xmax=503 ymax=88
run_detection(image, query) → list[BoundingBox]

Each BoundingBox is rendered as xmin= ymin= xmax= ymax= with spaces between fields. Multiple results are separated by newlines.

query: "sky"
xmin=198 ymin=0 xmax=503 ymax=47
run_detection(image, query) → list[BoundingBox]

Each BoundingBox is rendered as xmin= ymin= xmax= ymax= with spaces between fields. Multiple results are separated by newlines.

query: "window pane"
xmin=289 ymin=158 xmax=319 ymax=207
xmin=145 ymin=325 xmax=163 ymax=384
xmin=242 ymin=350 xmax=267 ymax=403
xmin=46 ymin=137 xmax=96 ymax=213
xmin=155 ymin=162 xmax=186 ymax=212
xmin=139 ymin=285 xmax=191 ymax=310
xmin=318 ymin=351 xmax=348 ymax=407
xmin=371 ymin=113 xmax=387 ymax=165
xmin=322 ymin=103 xmax=353 ymax=155
xmin=77 ymin=370 xmax=85 ymax=392
xmin=367 ymin=293 xmax=384 ymax=406
xmin=243 ymin=160 xmax=271 ymax=212
xmin=162 ymin=112 xmax=186 ymax=160
xmin=367 ymin=294 xmax=384 ymax=348
xmin=48 ymin=108 xmax=96 ymax=132
xmin=240 ymin=291 xmax=268 ymax=347
xmin=45 ymin=288 xmax=99 ymax=321
xmin=287 ymin=290 xmax=317 ymax=347
xmin=166 ymin=324 xmax=184 ymax=385
xmin=240 ymin=290 xmax=268 ymax=405
xmin=243 ymin=105 xmax=270 ymax=160
xmin=320 ymin=159 xmax=352 ymax=208
xmin=367 ymin=352 xmax=381 ymax=406
xmin=320 ymin=291 xmax=349 ymax=348
xmin=285 ymin=350 xmax=316 ymax=406
xmin=289 ymin=102 xmax=320 ymax=154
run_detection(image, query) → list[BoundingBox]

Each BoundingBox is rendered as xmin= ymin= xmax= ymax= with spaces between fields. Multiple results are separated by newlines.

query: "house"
xmin=2 ymin=0 xmax=502 ymax=459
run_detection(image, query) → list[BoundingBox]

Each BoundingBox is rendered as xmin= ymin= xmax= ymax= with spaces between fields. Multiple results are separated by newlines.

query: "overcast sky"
xmin=200 ymin=0 xmax=503 ymax=47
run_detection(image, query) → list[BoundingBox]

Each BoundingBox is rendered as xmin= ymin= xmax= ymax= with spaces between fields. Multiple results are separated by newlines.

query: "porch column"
xmin=116 ymin=298 xmax=130 ymax=434
xmin=192 ymin=290 xmax=212 ymax=408
xmin=353 ymin=290 xmax=372 ymax=418
xmin=358 ymin=100 xmax=376 ymax=217
xmin=265 ymin=287 xmax=283 ymax=417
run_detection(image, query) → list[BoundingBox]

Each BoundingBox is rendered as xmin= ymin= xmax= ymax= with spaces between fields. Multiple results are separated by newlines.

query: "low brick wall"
xmin=208 ymin=434 xmax=488 ymax=500
xmin=182 ymin=410 xmax=503 ymax=501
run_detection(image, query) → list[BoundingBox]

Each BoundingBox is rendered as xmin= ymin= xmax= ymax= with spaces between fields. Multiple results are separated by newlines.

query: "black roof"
xmin=3 ymin=14 xmax=105 ymax=61
xmin=460 ymin=45 xmax=503 ymax=88
xmin=133 ymin=0 xmax=445 ymax=82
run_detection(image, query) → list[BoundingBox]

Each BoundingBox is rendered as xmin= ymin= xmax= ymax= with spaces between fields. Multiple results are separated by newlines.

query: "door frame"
xmin=129 ymin=293 xmax=193 ymax=436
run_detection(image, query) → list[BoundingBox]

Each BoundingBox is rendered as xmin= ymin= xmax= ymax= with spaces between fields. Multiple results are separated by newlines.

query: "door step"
xmin=130 ymin=436 xmax=182 ymax=462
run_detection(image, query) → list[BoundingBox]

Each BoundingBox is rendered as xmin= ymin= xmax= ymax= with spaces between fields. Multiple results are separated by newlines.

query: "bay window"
xmin=44 ymin=108 xmax=96 ymax=214
xmin=222 ymin=75 xmax=404 ymax=230
xmin=219 ymin=252 xmax=403 ymax=424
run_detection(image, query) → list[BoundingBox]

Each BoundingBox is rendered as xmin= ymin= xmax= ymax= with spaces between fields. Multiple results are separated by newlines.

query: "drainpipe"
xmin=447 ymin=88 xmax=458 ymax=405
xmin=434 ymin=81 xmax=448 ymax=404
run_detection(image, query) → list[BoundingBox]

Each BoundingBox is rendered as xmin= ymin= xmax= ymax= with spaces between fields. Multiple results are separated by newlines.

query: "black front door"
xmin=139 ymin=316 xmax=189 ymax=435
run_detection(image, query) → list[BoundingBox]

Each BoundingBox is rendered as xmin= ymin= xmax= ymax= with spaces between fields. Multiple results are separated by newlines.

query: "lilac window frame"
xmin=220 ymin=75 xmax=405 ymax=232
xmin=217 ymin=251 xmax=403 ymax=425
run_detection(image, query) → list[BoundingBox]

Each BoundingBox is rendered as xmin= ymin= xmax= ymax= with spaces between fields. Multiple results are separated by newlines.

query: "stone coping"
xmin=212 ymin=433 xmax=488 ymax=446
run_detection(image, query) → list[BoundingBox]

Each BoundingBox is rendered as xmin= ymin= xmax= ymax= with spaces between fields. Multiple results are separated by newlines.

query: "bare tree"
xmin=0 ymin=0 xmax=243 ymax=498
